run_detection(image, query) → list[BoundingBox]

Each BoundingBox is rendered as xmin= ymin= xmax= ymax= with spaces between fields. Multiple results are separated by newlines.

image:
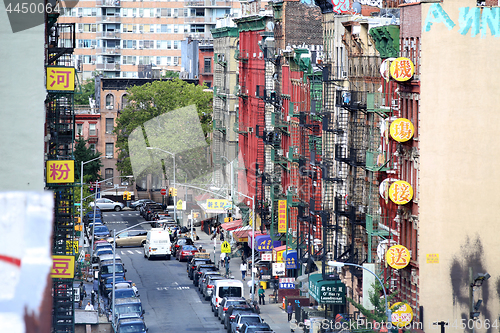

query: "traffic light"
xmin=172 ymin=188 xmax=177 ymax=196
xmin=168 ymin=188 xmax=173 ymax=196
xmin=127 ymin=192 xmax=131 ymax=200
xmin=123 ymin=192 xmax=127 ymax=201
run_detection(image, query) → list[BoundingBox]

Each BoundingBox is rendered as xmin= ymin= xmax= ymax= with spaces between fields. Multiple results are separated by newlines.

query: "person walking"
xmin=287 ymin=302 xmax=293 ymax=321
xmin=132 ymin=283 xmax=139 ymax=297
xmin=224 ymin=255 xmax=231 ymax=277
xmin=240 ymin=261 xmax=247 ymax=281
xmin=258 ymin=286 xmax=265 ymax=305
xmin=78 ymin=281 xmax=86 ymax=308
xmin=85 ymin=301 xmax=94 ymax=311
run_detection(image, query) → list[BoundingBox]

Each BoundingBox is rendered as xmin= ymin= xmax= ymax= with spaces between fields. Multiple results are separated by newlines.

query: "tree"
xmin=114 ymin=79 xmax=213 ymax=179
xmin=162 ymin=71 xmax=180 ymax=78
xmin=74 ymin=137 xmax=103 ymax=182
xmin=347 ymin=282 xmax=400 ymax=323
xmin=74 ymin=79 xmax=95 ymax=105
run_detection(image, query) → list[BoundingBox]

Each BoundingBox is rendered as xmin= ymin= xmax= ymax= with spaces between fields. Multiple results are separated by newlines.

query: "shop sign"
xmin=426 ymin=253 xmax=439 ymax=264
xmin=391 ymin=302 xmax=413 ymax=327
xmin=386 ymin=245 xmax=411 ymax=269
xmin=388 ymin=180 xmax=413 ymax=205
xmin=46 ymin=66 xmax=75 ymax=91
xmin=309 ymin=276 xmax=346 ymax=305
xmin=255 ymin=235 xmax=280 ymax=252
xmin=51 ymin=255 xmax=75 ymax=279
xmin=390 ymin=57 xmax=414 ymax=81
xmin=285 ymin=250 xmax=297 ymax=269
xmin=276 ymin=250 xmax=285 ymax=263
xmin=206 ymin=199 xmax=229 ymax=211
xmin=390 ymin=118 xmax=414 ymax=142
xmin=279 ymin=277 xmax=295 ymax=289
xmin=46 ymin=160 xmax=75 ymax=184
xmin=278 ymin=200 xmax=287 ymax=233
xmin=261 ymin=252 xmax=272 ymax=261
xmin=272 ymin=262 xmax=286 ymax=276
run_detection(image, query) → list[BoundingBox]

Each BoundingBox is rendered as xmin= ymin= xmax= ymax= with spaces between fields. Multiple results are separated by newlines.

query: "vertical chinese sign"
xmin=386 ymin=244 xmax=411 ymax=269
xmin=51 ymin=255 xmax=75 ymax=279
xmin=278 ymin=199 xmax=287 ymax=233
xmin=388 ymin=180 xmax=413 ymax=205
xmin=46 ymin=160 xmax=75 ymax=184
xmin=389 ymin=57 xmax=414 ymax=82
xmin=46 ymin=67 xmax=75 ymax=92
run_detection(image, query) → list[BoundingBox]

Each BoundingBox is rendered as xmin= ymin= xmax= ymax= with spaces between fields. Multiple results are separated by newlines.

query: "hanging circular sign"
xmin=379 ymin=178 xmax=398 ymax=200
xmin=380 ymin=57 xmax=396 ymax=81
xmin=388 ymin=180 xmax=413 ymax=205
xmin=386 ymin=245 xmax=411 ymax=269
xmin=390 ymin=118 xmax=414 ymax=142
xmin=389 ymin=57 xmax=415 ymax=82
xmin=391 ymin=302 xmax=413 ymax=327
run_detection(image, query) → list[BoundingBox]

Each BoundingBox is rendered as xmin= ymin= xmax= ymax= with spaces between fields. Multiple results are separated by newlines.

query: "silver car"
xmin=90 ymin=198 xmax=125 ymax=211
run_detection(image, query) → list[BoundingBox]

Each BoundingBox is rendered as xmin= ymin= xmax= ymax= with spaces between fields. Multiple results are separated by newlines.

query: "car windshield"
xmin=228 ymin=300 xmax=247 ymax=307
xmin=102 ymin=264 xmax=125 ymax=274
xmin=219 ymin=287 xmax=242 ymax=298
xmin=115 ymin=304 xmax=142 ymax=315
xmin=115 ymin=289 xmax=136 ymax=298
xmin=119 ymin=323 xmax=147 ymax=333
xmin=105 ymin=276 xmax=126 ymax=284
xmin=94 ymin=226 xmax=109 ymax=233
xmin=97 ymin=249 xmax=113 ymax=255
xmin=241 ymin=316 xmax=261 ymax=324
xmin=182 ymin=245 xmax=197 ymax=251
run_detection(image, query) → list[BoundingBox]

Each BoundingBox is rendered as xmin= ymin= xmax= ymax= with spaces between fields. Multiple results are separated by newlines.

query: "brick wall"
xmin=400 ymin=2 xmax=421 ymax=39
xmin=284 ymin=1 xmax=323 ymax=46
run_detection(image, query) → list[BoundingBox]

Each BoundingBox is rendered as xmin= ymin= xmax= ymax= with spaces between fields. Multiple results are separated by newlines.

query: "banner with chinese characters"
xmin=255 ymin=235 xmax=281 ymax=252
xmin=206 ymin=199 xmax=229 ymax=212
xmin=284 ymin=250 xmax=297 ymax=269
xmin=391 ymin=302 xmax=413 ymax=327
xmin=65 ymin=240 xmax=78 ymax=255
xmin=388 ymin=180 xmax=413 ymax=205
xmin=279 ymin=277 xmax=295 ymax=289
xmin=390 ymin=118 xmax=414 ymax=142
xmin=386 ymin=245 xmax=411 ymax=269
xmin=46 ymin=160 xmax=75 ymax=184
xmin=46 ymin=66 xmax=75 ymax=91
xmin=277 ymin=200 xmax=287 ymax=233
xmin=50 ymin=255 xmax=75 ymax=279
xmin=389 ymin=57 xmax=414 ymax=82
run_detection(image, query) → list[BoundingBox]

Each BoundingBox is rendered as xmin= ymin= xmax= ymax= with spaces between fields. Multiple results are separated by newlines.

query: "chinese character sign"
xmin=46 ymin=160 xmax=75 ymax=184
xmin=390 ymin=57 xmax=414 ymax=82
xmin=426 ymin=253 xmax=439 ymax=264
xmin=386 ymin=245 xmax=411 ymax=269
xmin=279 ymin=277 xmax=295 ymax=289
xmin=285 ymin=250 xmax=297 ymax=269
xmin=391 ymin=302 xmax=413 ymax=327
xmin=206 ymin=199 xmax=228 ymax=211
xmin=46 ymin=67 xmax=75 ymax=91
xmin=278 ymin=200 xmax=287 ymax=233
xmin=388 ymin=180 xmax=413 ymax=205
xmin=390 ymin=118 xmax=414 ymax=142
xmin=50 ymin=255 xmax=75 ymax=278
xmin=256 ymin=236 xmax=273 ymax=252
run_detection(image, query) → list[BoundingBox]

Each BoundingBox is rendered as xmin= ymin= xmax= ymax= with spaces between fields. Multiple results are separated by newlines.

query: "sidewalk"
xmin=196 ymin=229 xmax=293 ymax=333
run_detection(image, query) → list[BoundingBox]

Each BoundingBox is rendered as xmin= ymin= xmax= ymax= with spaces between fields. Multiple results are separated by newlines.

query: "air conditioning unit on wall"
xmin=247 ymin=127 xmax=253 ymax=133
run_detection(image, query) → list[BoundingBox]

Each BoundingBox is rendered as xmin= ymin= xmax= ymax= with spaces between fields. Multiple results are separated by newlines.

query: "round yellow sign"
xmin=390 ymin=118 xmax=414 ymax=142
xmin=386 ymin=245 xmax=411 ymax=269
xmin=389 ymin=57 xmax=415 ymax=82
xmin=388 ymin=180 xmax=413 ymax=205
xmin=391 ymin=302 xmax=413 ymax=327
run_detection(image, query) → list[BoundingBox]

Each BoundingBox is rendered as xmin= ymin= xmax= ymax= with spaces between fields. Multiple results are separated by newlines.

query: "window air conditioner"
xmin=247 ymin=127 xmax=253 ymax=133
xmin=106 ymin=106 xmax=113 ymax=110
xmin=78 ymin=29 xmax=83 ymax=33
xmin=132 ymin=14 xmax=136 ymax=17
xmin=341 ymin=71 xmax=348 ymax=78
xmin=156 ymin=14 xmax=160 ymax=18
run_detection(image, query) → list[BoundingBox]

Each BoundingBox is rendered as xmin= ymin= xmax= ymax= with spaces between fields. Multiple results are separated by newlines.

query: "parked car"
xmin=94 ymin=240 xmax=113 ymax=252
xmin=101 ymin=276 xmax=131 ymax=295
xmin=130 ymin=199 xmax=155 ymax=211
xmin=140 ymin=202 xmax=161 ymax=218
xmin=108 ymin=230 xmax=148 ymax=247
xmin=187 ymin=257 xmax=212 ymax=280
xmin=172 ymin=237 xmax=194 ymax=257
xmin=83 ymin=209 xmax=102 ymax=223
xmin=116 ymin=316 xmax=148 ymax=333
xmin=99 ymin=262 xmax=127 ymax=285
xmin=143 ymin=228 xmax=171 ymax=260
xmin=145 ymin=204 xmax=166 ymax=221
xmin=93 ymin=225 xmax=111 ymax=240
xmin=211 ymin=280 xmax=245 ymax=314
xmin=108 ymin=288 xmax=138 ymax=309
xmin=239 ymin=323 xmax=272 ymax=333
xmin=90 ymin=198 xmax=125 ymax=211
xmin=193 ymin=264 xmax=218 ymax=287
xmin=198 ymin=271 xmax=222 ymax=291
xmin=175 ymin=245 xmax=199 ymax=262
xmin=202 ymin=275 xmax=226 ymax=301
xmin=224 ymin=305 xmax=258 ymax=330
xmin=230 ymin=313 xmax=264 ymax=333
xmin=113 ymin=297 xmax=145 ymax=320
xmin=217 ymin=297 xmax=248 ymax=323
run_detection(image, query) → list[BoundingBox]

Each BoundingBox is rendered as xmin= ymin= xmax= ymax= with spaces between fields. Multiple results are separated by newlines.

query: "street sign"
xmin=176 ymin=199 xmax=183 ymax=210
xmin=221 ymin=241 xmax=231 ymax=253
xmin=160 ymin=188 xmax=167 ymax=195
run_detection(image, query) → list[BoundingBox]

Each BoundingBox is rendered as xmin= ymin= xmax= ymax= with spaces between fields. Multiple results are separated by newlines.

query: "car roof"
xmin=223 ymin=297 xmax=246 ymax=301
xmin=115 ymin=297 xmax=142 ymax=305
xmin=117 ymin=318 xmax=145 ymax=325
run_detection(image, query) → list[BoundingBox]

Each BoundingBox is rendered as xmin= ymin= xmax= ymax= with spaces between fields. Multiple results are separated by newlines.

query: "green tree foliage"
xmin=74 ymin=137 xmax=103 ymax=181
xmin=74 ymin=79 xmax=95 ymax=105
xmin=347 ymin=282 xmax=400 ymax=323
xmin=114 ymin=79 xmax=213 ymax=178
xmin=162 ymin=71 xmax=180 ymax=78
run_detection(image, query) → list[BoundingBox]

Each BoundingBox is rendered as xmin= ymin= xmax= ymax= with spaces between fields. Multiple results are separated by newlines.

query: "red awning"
xmin=220 ymin=219 xmax=243 ymax=231
xmin=233 ymin=228 xmax=251 ymax=240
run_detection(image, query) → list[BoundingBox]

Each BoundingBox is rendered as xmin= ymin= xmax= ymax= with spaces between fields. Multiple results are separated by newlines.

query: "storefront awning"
xmin=308 ymin=273 xmax=346 ymax=305
xmin=233 ymin=225 xmax=251 ymax=241
xmin=220 ymin=219 xmax=243 ymax=231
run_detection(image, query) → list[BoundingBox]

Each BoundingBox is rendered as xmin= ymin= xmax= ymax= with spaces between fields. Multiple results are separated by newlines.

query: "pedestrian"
xmin=224 ymin=255 xmax=231 ymax=277
xmin=132 ymin=283 xmax=139 ymax=297
xmin=287 ymin=302 xmax=293 ymax=321
xmin=220 ymin=231 xmax=224 ymax=241
xmin=85 ymin=301 xmax=94 ymax=311
xmin=240 ymin=261 xmax=247 ymax=281
xmin=220 ymin=252 xmax=226 ymax=268
xmin=258 ymin=286 xmax=265 ymax=305
xmin=78 ymin=281 xmax=85 ymax=308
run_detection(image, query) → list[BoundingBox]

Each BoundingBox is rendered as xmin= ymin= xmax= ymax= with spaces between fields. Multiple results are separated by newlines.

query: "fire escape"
xmin=46 ymin=8 xmax=77 ymax=333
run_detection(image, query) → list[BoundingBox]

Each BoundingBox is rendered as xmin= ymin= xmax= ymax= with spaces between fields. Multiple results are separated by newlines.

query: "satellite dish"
xmin=352 ymin=2 xmax=361 ymax=14
xmin=266 ymin=21 xmax=275 ymax=31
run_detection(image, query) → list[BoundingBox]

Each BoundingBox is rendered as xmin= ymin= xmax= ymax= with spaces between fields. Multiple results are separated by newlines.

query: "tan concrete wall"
xmin=419 ymin=0 xmax=500 ymax=331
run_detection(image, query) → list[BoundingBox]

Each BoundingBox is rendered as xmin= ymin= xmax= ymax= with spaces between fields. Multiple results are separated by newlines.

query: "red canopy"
xmin=220 ymin=219 xmax=243 ymax=231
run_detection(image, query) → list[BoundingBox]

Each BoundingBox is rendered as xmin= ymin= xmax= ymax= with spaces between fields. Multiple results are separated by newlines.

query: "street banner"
xmin=46 ymin=160 xmax=74 ymax=183
xmin=50 ymin=255 xmax=75 ymax=279
xmin=278 ymin=200 xmax=287 ymax=233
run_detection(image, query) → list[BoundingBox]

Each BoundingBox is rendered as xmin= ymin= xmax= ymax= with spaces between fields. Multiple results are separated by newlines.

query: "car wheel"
xmin=141 ymin=241 xmax=146 ymax=247
xmin=143 ymin=249 xmax=147 ymax=258
xmin=166 ymin=254 xmax=171 ymax=260
xmin=114 ymin=206 xmax=121 ymax=212
xmin=135 ymin=206 xmax=141 ymax=211
xmin=214 ymin=308 xmax=218 ymax=316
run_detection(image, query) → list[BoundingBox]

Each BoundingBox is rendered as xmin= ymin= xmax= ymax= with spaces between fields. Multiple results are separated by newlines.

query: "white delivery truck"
xmin=211 ymin=279 xmax=245 ymax=312
xmin=143 ymin=228 xmax=172 ymax=260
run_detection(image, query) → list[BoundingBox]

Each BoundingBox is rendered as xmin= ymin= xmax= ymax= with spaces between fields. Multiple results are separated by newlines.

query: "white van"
xmin=211 ymin=279 xmax=244 ymax=312
xmin=143 ymin=228 xmax=171 ymax=260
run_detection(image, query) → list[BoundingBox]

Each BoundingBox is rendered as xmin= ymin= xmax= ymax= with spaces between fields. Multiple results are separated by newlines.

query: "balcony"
xmin=335 ymin=90 xmax=367 ymax=110
xmin=88 ymin=129 xmax=98 ymax=143
xmin=96 ymin=0 xmax=120 ymax=6
xmin=96 ymin=63 xmax=121 ymax=71
xmin=96 ymin=48 xmax=121 ymax=55
xmin=185 ymin=0 xmax=232 ymax=7
xmin=97 ymin=16 xmax=121 ymax=24
xmin=184 ymin=16 xmax=218 ymax=24
xmin=97 ymin=31 xmax=121 ymax=39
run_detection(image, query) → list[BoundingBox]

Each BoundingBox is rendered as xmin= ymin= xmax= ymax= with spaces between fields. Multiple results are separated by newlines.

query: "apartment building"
xmin=57 ymin=0 xmax=242 ymax=80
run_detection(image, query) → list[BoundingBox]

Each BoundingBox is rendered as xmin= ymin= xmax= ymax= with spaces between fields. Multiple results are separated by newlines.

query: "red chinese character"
xmin=393 ymin=60 xmax=413 ymax=80
xmin=49 ymin=69 xmax=72 ymax=88
xmin=394 ymin=183 xmax=412 ymax=203
xmin=388 ymin=247 xmax=408 ymax=268
xmin=52 ymin=258 xmax=72 ymax=276
xmin=49 ymin=163 xmax=71 ymax=181
xmin=393 ymin=121 xmax=412 ymax=141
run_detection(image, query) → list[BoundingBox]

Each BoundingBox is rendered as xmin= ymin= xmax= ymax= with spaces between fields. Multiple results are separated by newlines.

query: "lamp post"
xmin=80 ymin=156 xmax=107 ymax=248
xmin=220 ymin=156 xmax=235 ymax=222
xmin=147 ymin=147 xmax=176 ymax=224
xmin=327 ymin=261 xmax=392 ymax=322
xmin=236 ymin=192 xmax=255 ymax=303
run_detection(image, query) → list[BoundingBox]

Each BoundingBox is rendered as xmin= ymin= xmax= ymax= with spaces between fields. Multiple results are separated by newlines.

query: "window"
xmin=89 ymin=143 xmax=96 ymax=154
xmin=106 ymin=94 xmax=114 ymax=108
xmin=106 ymin=118 xmax=114 ymax=133
xmin=105 ymin=168 xmax=114 ymax=184
xmin=204 ymin=57 xmax=211 ymax=73
xmin=173 ymin=41 xmax=179 ymax=49
xmin=106 ymin=143 xmax=114 ymax=158
xmin=122 ymin=95 xmax=129 ymax=108
xmin=76 ymin=123 xmax=83 ymax=136
xmin=89 ymin=123 xmax=96 ymax=136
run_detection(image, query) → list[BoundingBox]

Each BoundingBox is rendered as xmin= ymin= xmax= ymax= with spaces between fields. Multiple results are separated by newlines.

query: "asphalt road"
xmin=102 ymin=211 xmax=226 ymax=333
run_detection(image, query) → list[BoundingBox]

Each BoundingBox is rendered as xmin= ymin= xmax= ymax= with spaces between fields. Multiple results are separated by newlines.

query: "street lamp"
xmin=327 ymin=261 xmax=392 ymax=322
xmin=147 ymin=147 xmax=176 ymax=224
xmin=236 ymin=192 xmax=255 ymax=303
xmin=80 ymin=155 xmax=108 ymax=248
